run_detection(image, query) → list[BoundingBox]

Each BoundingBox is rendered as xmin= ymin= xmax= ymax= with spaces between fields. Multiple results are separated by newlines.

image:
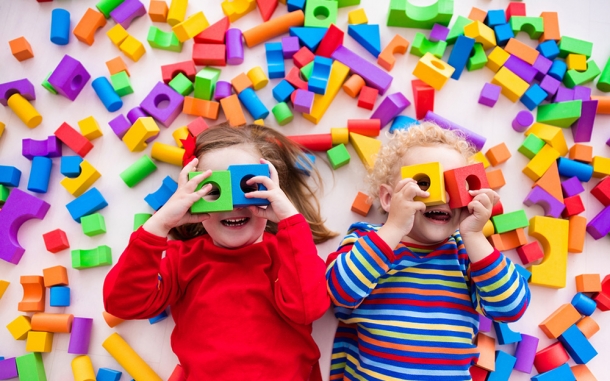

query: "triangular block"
xmin=290 ymin=27 xmax=328 ymax=51
xmin=257 ymin=0 xmax=278 ymax=21
xmin=194 ymin=17 xmax=230 ymax=44
xmin=533 ymin=161 xmax=563 ymax=202
xmin=347 ymin=24 xmax=381 ymax=57
xmin=349 ymin=132 xmax=381 ymax=168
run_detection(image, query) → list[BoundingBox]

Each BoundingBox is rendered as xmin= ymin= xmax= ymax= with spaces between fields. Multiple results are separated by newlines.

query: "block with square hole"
xmin=228 ymin=164 xmax=271 ymax=208
xmin=189 ymin=171 xmax=233 ymax=213
xmin=401 ymin=162 xmax=446 ymax=206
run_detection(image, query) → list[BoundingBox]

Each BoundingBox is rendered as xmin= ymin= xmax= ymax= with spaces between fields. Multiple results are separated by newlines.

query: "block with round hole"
xmin=189 ymin=171 xmax=233 ymax=213
xmin=443 ymin=162 xmax=489 ymax=209
xmin=304 ymin=0 xmax=338 ymax=28
xmin=401 ymin=162 xmax=446 ymax=206
xmin=228 ymin=164 xmax=270 ymax=208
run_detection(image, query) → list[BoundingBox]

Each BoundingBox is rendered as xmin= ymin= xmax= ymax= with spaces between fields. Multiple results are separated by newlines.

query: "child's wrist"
xmin=143 ymin=215 xmax=171 ymax=238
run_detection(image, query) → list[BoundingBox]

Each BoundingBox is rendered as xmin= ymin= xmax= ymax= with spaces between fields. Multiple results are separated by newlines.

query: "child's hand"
xmin=384 ymin=178 xmax=429 ymax=237
xmin=143 ymin=158 xmax=214 ymax=237
xmin=245 ymin=159 xmax=298 ymax=223
xmin=459 ymin=189 xmax=499 ymax=237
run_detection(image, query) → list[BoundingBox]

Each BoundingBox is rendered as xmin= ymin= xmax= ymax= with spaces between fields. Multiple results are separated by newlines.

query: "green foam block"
xmin=536 ymin=100 xmax=583 ymax=128
xmin=387 ymin=0 xmax=454 ymax=29
xmin=518 ymin=134 xmax=546 ymax=159
xmin=509 ymin=16 xmax=544 ymax=40
xmin=189 ymin=171 xmax=233 ymax=213
xmin=491 ymin=210 xmax=529 ymax=234
xmin=72 ymin=245 xmax=112 ymax=269
xmin=564 ymin=60 xmax=601 ymax=88
xmin=327 ymin=144 xmax=351 ymax=169
xmin=410 ymin=32 xmax=447 ymax=58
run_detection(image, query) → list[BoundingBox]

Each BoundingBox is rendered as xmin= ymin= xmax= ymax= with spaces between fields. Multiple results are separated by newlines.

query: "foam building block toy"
xmin=533 ymin=161 xmax=563 ymax=202
xmin=493 ymin=321 xmax=522 ymax=345
xmin=571 ymin=293 xmax=597 ymax=316
xmin=66 ymin=187 xmax=108 ymax=222
xmin=42 ymin=265 xmax=68 ymax=287
xmin=22 ymin=137 xmax=62 ymax=160
xmin=97 ymin=368 xmax=123 ymax=381
xmin=147 ymin=27 xmax=183 ymax=52
xmin=562 ymin=176 xmax=586 ymax=198
xmin=9 ymin=36 xmax=34 ymax=61
xmin=540 ymin=303 xmax=581 ymax=339
xmin=0 ymin=78 xmax=35 ymax=106
xmin=351 ymin=192 xmax=372 ymax=216
xmin=537 ymin=100 xmax=583 ymax=128
xmin=6 ymin=315 xmax=32 ymax=340
xmin=151 ymin=142 xmax=185 ymax=167
xmin=265 ymin=42 xmax=285 ymax=79
xmin=475 ymin=333 xmax=495 ymax=371
xmin=514 ymin=333 xmax=539 ymax=373
xmin=326 ymin=144 xmax=351 ymax=169
xmin=60 ymin=160 xmax=101 ymax=197
xmin=443 ymin=163 xmax=488 ymax=208
xmin=487 ymin=350 xmax=516 ymax=381
xmin=412 ymin=80 xmax=434 ymax=119
xmin=529 ymin=216 xmax=569 ymax=288
xmin=122 ymin=117 xmax=160 ymax=151
xmin=389 ymin=115 xmax=419 ymax=133
xmin=557 ymin=157 xmax=593 ymax=182
xmin=303 ymin=61 xmax=350 ymax=124
xmin=43 ymin=229 xmax=70 ymax=253
xmin=148 ymin=0 xmax=168 ymax=21
xmin=412 ymin=52 xmax=455 ymax=91
xmin=48 ymin=54 xmax=91 ymax=101
xmin=149 ymin=309 xmax=170 ymax=324
xmin=464 ymin=21 xmax=496 ymax=50
xmin=225 ymin=28 xmax=244 ymax=65
xmin=586 ymin=205 xmax=610 ymax=240
xmin=239 ymin=88 xmax=270 ymax=120
xmin=15 ymin=353 xmax=46 ymax=380
xmin=228 ymin=164 xmax=271 ymax=207
xmin=370 ymin=92 xmax=410 ymax=127
xmin=386 ymin=0 xmax=453 ymax=29
xmin=558 ymin=324 xmax=597 ymax=364
xmin=332 ymin=45 xmax=393 ymax=94
xmin=348 ymin=24 xmax=381 ymax=57
xmin=289 ymin=27 xmax=327 ymax=52
xmin=309 ymin=56 xmax=333 ymax=95
xmin=26 ymin=331 xmax=54 ymax=353
xmin=0 ymin=279 xmax=9 ymax=299
xmin=81 ymin=213 xmax=106 ymax=236
xmin=189 ymin=171 xmax=233 ymax=213
xmin=5 ymin=92 xmax=42 ymax=128
xmin=594 ymin=275 xmax=610 ymax=310
xmin=575 ymin=274 xmax=601 ymax=293
xmin=78 ymin=116 xmax=103 ymax=140
xmin=534 ymin=342 xmax=570 ymax=374
xmin=72 ymin=355 xmax=96 ymax=381
xmin=54 ymin=122 xmax=94 ymax=158
xmin=531 ymin=363 xmax=575 ymax=381
xmin=516 ymin=241 xmax=544 ymax=266
xmin=349 ymin=132 xmax=381 ymax=169
xmin=447 ymin=35 xmax=475 ymax=80
xmin=316 ymin=24 xmax=344 ymax=58
xmin=0 ymin=166 xmax=21 ymax=187
xmin=72 ymin=245 xmax=112 ymax=269
xmin=523 ymin=186 xmax=565 ymax=218
xmin=50 ymin=286 xmax=70 ymax=307
xmin=110 ymin=0 xmax=146 ymax=28
xmin=27 ymin=156 xmax=53 ymax=193
xmin=0 ymin=358 xmax=18 ymax=379
xmin=145 ymin=176 xmax=178 ymax=211
xmin=140 ymin=82 xmax=184 ymax=127
xmin=67 ymin=317 xmax=93 ymax=354
xmin=401 ymin=162 xmax=446 ymax=205
xmin=491 ymin=66 xmax=529 ymax=102
xmin=18 ymin=275 xmax=45 ymax=312
xmin=425 ymin=111 xmax=486 ymax=151
xmin=377 ymin=34 xmax=409 ymax=71
xmin=523 ymin=145 xmax=561 ymax=182
xmin=102 ymin=332 xmax=163 ymax=380
xmin=119 ymin=155 xmax=157 ymax=188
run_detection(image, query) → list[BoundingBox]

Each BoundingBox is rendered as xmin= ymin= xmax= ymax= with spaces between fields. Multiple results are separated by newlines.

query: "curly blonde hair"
xmin=367 ymin=121 xmax=477 ymax=201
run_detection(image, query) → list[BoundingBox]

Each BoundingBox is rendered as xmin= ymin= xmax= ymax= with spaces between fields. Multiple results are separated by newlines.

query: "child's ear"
xmin=379 ymin=184 xmax=393 ymax=213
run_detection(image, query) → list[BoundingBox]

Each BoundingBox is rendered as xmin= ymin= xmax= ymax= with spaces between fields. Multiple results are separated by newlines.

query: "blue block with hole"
xmin=549 ymin=60 xmax=567 ymax=81
xmin=494 ymin=23 xmax=514 ymax=45
xmin=228 ymin=164 xmax=271 ymax=208
xmin=537 ymin=40 xmax=560 ymax=60
xmin=144 ymin=176 xmax=178 ymax=211
xmin=272 ymin=80 xmax=295 ymax=103
xmin=61 ymin=156 xmax=83 ymax=178
xmin=0 ymin=165 xmax=21 ymax=187
xmin=97 ymin=367 xmax=123 ymax=381
xmin=521 ymin=84 xmax=548 ymax=111
xmin=50 ymin=286 xmax=70 ymax=307
xmin=486 ymin=9 xmax=506 ymax=27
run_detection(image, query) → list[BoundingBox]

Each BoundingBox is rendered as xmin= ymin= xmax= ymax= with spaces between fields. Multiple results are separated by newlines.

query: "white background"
xmin=1 ymin=0 xmax=610 ymax=380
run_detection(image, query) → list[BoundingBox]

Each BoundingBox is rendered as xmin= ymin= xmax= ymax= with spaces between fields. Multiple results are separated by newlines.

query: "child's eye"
xmin=203 ymin=185 xmax=221 ymax=201
xmin=416 ymin=176 xmax=431 ymax=191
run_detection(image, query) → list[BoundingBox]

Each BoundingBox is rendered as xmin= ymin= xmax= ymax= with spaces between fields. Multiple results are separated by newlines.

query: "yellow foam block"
xmin=107 ymin=24 xmax=129 ymax=47
xmin=470 ymin=151 xmax=490 ymax=168
xmin=401 ymin=162 xmax=446 ymax=206
xmin=7 ymin=315 xmax=31 ymax=340
xmin=304 ymin=61 xmax=350 ymax=124
xmin=247 ymin=66 xmax=269 ymax=90
xmin=78 ymin=116 xmax=103 ymax=140
xmin=172 ymin=11 xmax=209 ymax=42
xmin=60 ymin=160 xmax=101 ymax=197
xmin=167 ymin=0 xmax=188 ymax=26
xmin=253 ymin=119 xmax=265 ymax=125
xmin=119 ymin=35 xmax=146 ymax=62
xmin=566 ymin=54 xmax=587 ymax=71
xmin=26 ymin=331 xmax=54 ymax=352
xmin=529 ymin=216 xmax=569 ymax=288
xmin=172 ymin=126 xmax=189 ymax=147
xmin=523 ymin=144 xmax=561 ymax=181
xmin=151 ymin=142 xmax=185 ymax=167
xmin=592 ymin=156 xmax=610 ymax=178
xmin=72 ymin=355 xmax=96 ymax=381
xmin=464 ymin=21 xmax=496 ymax=50
xmin=102 ymin=333 xmax=163 ymax=381
xmin=486 ymin=47 xmax=510 ymax=73
xmin=0 ymin=280 xmax=9 ymax=299
xmin=412 ymin=52 xmax=455 ymax=91
xmin=525 ymin=123 xmax=568 ymax=156
xmin=122 ymin=117 xmax=160 ymax=152
xmin=7 ymin=93 xmax=42 ymax=128
xmin=491 ymin=66 xmax=529 ymax=102
xmin=0 ymin=121 xmax=5 ymax=137
xmin=221 ymin=0 xmax=256 ymax=22
xmin=349 ymin=132 xmax=381 ymax=169
xmin=348 ymin=8 xmax=368 ymax=24
xmin=331 ymin=127 xmax=349 ymax=144
xmin=483 ymin=220 xmax=495 ymax=237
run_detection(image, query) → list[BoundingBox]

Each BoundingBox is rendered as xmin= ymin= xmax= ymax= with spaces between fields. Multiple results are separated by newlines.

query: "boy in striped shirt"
xmin=326 ymin=122 xmax=530 ymax=380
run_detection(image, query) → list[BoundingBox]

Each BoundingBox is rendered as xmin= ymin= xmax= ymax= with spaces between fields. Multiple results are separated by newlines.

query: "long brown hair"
xmin=172 ymin=122 xmax=337 ymax=244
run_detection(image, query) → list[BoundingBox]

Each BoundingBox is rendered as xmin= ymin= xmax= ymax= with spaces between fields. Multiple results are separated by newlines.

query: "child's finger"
xmin=469 ymin=188 xmax=499 ymax=205
xmin=184 ymin=212 xmax=210 ymax=224
xmin=244 ymin=189 xmax=271 ymax=200
xmin=260 ymin=158 xmax=279 ymax=185
xmin=394 ymin=178 xmax=417 ymax=192
xmin=472 ymin=193 xmax=493 ymax=211
xmin=185 ymin=170 xmax=212 ymax=192
xmin=194 ymin=183 xmax=213 ymax=198
xmin=246 ymin=175 xmax=275 ymax=190
xmin=248 ymin=205 xmax=269 ymax=220
xmin=178 ymin=158 xmax=198 ymax=186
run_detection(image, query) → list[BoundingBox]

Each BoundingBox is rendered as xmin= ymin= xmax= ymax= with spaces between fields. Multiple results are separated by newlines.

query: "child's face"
xmin=197 ymin=144 xmax=268 ymax=249
xmin=388 ymin=144 xmax=469 ymax=245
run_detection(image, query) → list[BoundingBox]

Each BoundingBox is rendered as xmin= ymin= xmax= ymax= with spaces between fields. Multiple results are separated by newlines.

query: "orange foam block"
xmin=539 ymin=12 xmax=560 ymax=42
xmin=485 ymin=143 xmax=511 ymax=166
xmin=539 ymin=303 xmax=581 ymax=339
xmin=73 ymin=8 xmax=107 ymax=46
xmin=9 ymin=36 xmax=34 ymax=61
xmin=569 ymin=144 xmax=593 ymax=163
xmin=31 ymin=313 xmax=74 ymax=333
xmin=343 ymin=74 xmax=365 ymax=98
xmin=18 ymin=275 xmax=46 ymax=312
xmin=575 ymin=274 xmax=601 ymax=293
xmin=488 ymin=228 xmax=527 ymax=251
xmin=532 ymin=161 xmax=563 ymax=202
xmin=351 ymin=192 xmax=372 ymax=216
xmin=103 ymin=311 xmax=125 ymax=328
xmin=528 ymin=215 xmax=569 ymax=289
xmin=219 ymin=94 xmax=246 ymax=127
xmin=43 ymin=265 xmax=69 ymax=287
xmin=377 ymin=34 xmax=409 ymax=72
xmin=106 ymin=56 xmax=130 ymax=76
xmin=576 ymin=316 xmax=599 ymax=339
xmin=149 ymin=0 xmax=169 ymax=22
xmin=486 ymin=168 xmax=505 ymax=189
xmin=505 ymin=38 xmax=539 ymax=65
xmin=568 ymin=215 xmax=586 ymax=253
xmin=182 ymin=97 xmax=220 ymax=119
xmin=242 ymin=10 xmax=304 ymax=48
xmin=475 ymin=333 xmax=495 ymax=371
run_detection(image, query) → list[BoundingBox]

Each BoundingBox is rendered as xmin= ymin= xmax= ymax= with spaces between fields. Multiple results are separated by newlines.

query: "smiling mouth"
xmin=221 ymin=217 xmax=250 ymax=227
xmin=423 ymin=210 xmax=452 ymax=222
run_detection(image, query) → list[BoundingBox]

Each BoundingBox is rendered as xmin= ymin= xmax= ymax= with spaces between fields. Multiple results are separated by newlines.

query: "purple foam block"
xmin=126 ymin=107 xmax=149 ymax=124
xmin=282 ymin=36 xmax=300 ymax=59
xmin=587 ymin=205 xmax=610 ymax=239
xmin=533 ymin=55 xmax=552 ymax=81
xmin=0 ymin=78 xmax=36 ymax=106
xmin=214 ymin=81 xmax=232 ymax=100
xmin=572 ymin=100 xmax=598 ymax=142
xmin=332 ymin=45 xmax=393 ymax=94
xmin=478 ymin=83 xmax=501 ymax=107
xmin=523 ymin=186 xmax=565 ymax=218
xmin=48 ymin=55 xmax=91 ymax=101
xmin=539 ymin=75 xmax=560 ymax=100
xmin=109 ymin=114 xmax=132 ymax=139
xmin=140 ymin=82 xmax=184 ymax=127
xmin=0 ymin=358 xmax=18 ymax=379
xmin=574 ymin=86 xmax=591 ymax=101
xmin=554 ymin=86 xmax=574 ymax=103
xmin=293 ymin=89 xmax=315 ymax=113
xmin=607 ymin=137 xmax=610 ymax=147
xmin=504 ymin=55 xmax=538 ymax=83
xmin=110 ymin=0 xmax=146 ymax=29
xmin=22 ymin=136 xmax=62 ymax=160
xmin=371 ymin=92 xmax=410 ymax=128
xmin=561 ymin=176 xmax=585 ymax=197
xmin=513 ymin=334 xmax=539 ymax=373
xmin=478 ymin=314 xmax=492 ymax=332
xmin=225 ymin=28 xmax=244 ymax=65
xmin=429 ymin=23 xmax=449 ymax=42
xmin=424 ymin=111 xmax=486 ymax=151
xmin=68 ymin=317 xmax=93 ymax=354
xmin=512 ymin=110 xmax=534 ymax=132
xmin=0 ymin=188 xmax=50 ymax=264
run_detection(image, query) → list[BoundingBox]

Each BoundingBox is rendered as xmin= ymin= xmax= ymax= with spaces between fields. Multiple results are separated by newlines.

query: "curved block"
xmin=151 ymin=142 xmax=185 ymax=167
xmin=529 ymin=216 xmax=569 ymax=288
xmin=102 ymin=333 xmax=163 ymax=381
xmin=122 ymin=117 xmax=160 ymax=152
xmin=18 ymin=276 xmax=45 ymax=312
xmin=60 ymin=160 xmax=101 ymax=197
xmin=378 ymin=34 xmax=409 ymax=71
xmin=0 ymin=78 xmax=36 ymax=106
xmin=0 ymin=189 xmax=50 ymax=264
xmin=534 ymin=342 xmax=569 ymax=374
xmin=110 ymin=0 xmax=147 ymax=29
xmin=221 ymin=0 xmax=256 ymax=22
xmin=71 ymin=245 xmax=112 ymax=269
xmin=523 ymin=186 xmax=565 ymax=218
xmin=145 ymin=176 xmax=178 ymax=211
xmin=387 ymin=0 xmax=453 ymax=29
xmin=22 ymin=136 xmax=62 ymax=159
xmin=147 ymin=26 xmax=183 ymax=52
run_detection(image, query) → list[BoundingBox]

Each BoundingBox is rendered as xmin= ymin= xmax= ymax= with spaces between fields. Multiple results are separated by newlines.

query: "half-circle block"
xmin=387 ymin=0 xmax=453 ymax=29
xmin=0 ymin=189 xmax=50 ymax=264
xmin=71 ymin=245 xmax=112 ymax=269
xmin=60 ymin=160 xmax=101 ymax=197
xmin=378 ymin=34 xmax=409 ymax=71
xmin=523 ymin=186 xmax=565 ymax=218
xmin=529 ymin=216 xmax=569 ymax=288
xmin=18 ymin=276 xmax=45 ymax=312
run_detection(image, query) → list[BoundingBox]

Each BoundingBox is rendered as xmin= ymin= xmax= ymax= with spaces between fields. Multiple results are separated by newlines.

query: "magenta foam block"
xmin=514 ymin=334 xmax=539 ymax=373
xmin=573 ymin=104 xmax=597 ymax=138
xmin=0 ymin=188 xmax=51 ymax=264
xmin=214 ymin=80 xmax=232 ymax=100
xmin=512 ymin=110 xmax=534 ymax=132
xmin=281 ymin=36 xmax=300 ymax=59
xmin=0 ymin=78 xmax=36 ymax=106
xmin=554 ymin=86 xmax=574 ymax=103
xmin=370 ymin=92 xmax=410 ymax=128
xmin=574 ymin=86 xmax=591 ymax=101
xmin=562 ymin=176 xmax=585 ymax=197
xmin=533 ymin=55 xmax=552 ymax=80
xmin=504 ymin=55 xmax=537 ymax=83
xmin=479 ymin=83 xmax=501 ymax=107
xmin=110 ymin=0 xmax=146 ymax=29
xmin=331 ymin=45 xmax=393 ymax=95
xmin=293 ymin=89 xmax=314 ymax=113
xmin=126 ymin=106 xmax=149 ymax=124
xmin=0 ymin=358 xmax=18 ymax=379
xmin=109 ymin=114 xmax=131 ymax=139
xmin=140 ymin=82 xmax=184 ymax=127
xmin=48 ymin=54 xmax=91 ymax=101
xmin=523 ymin=186 xmax=566 ymax=218
xmin=587 ymin=205 xmax=610 ymax=239
xmin=424 ymin=111 xmax=486 ymax=151
xmin=539 ymin=75 xmax=560 ymax=99
xmin=429 ymin=23 xmax=449 ymax=42
xmin=478 ymin=314 xmax=492 ymax=332
xmin=68 ymin=317 xmax=93 ymax=354
xmin=225 ymin=28 xmax=244 ymax=65
xmin=22 ymin=136 xmax=62 ymax=159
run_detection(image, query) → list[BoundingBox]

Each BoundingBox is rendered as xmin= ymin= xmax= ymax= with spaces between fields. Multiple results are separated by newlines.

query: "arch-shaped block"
xmin=18 ymin=276 xmax=45 ymax=312
xmin=387 ymin=0 xmax=453 ymax=29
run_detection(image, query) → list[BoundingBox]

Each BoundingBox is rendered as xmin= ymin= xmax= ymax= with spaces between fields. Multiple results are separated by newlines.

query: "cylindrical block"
xmin=343 ymin=74 xmax=365 ymax=98
xmin=225 ymin=28 xmax=244 ymax=65
xmin=27 ymin=156 xmax=53 ymax=193
xmin=424 ymin=111 xmax=486 ymax=151
xmin=242 ymin=10 xmax=304 ymax=48
xmin=597 ymin=58 xmax=610 ymax=92
xmin=92 ymin=77 xmax=122 ymax=112
xmin=51 ymin=9 xmax=70 ymax=45
xmin=512 ymin=110 xmax=534 ymax=132
xmin=102 ymin=311 xmax=125 ymax=328
xmin=482 ymin=220 xmax=495 ymax=237
xmin=50 ymin=286 xmax=70 ymax=307
xmin=133 ymin=213 xmax=152 ymax=231
xmin=288 ymin=134 xmax=332 ymax=151
xmin=534 ymin=342 xmax=569 ymax=374
xmin=7 ymin=93 xmax=42 ymax=128
xmin=31 ymin=313 xmax=74 ymax=333
xmin=557 ymin=157 xmax=593 ymax=182
xmin=72 ymin=355 xmax=95 ymax=381
xmin=491 ymin=200 xmax=503 ymax=216
xmin=172 ymin=126 xmax=189 ymax=147
xmin=272 ymin=102 xmax=293 ymax=126
xmin=331 ymin=127 xmax=349 ymax=144
xmin=238 ymin=88 xmax=269 ymax=120
xmin=102 ymin=332 xmax=163 ymax=381
xmin=120 ymin=155 xmax=158 ymax=187
xmin=247 ymin=66 xmax=269 ymax=90
xmin=576 ymin=316 xmax=600 ymax=339
xmin=68 ymin=317 xmax=93 ymax=355
xmin=572 ymin=293 xmax=597 ymax=316
xmin=213 ymin=81 xmax=233 ymax=101
xmin=513 ymin=334 xmax=539 ymax=373
xmin=151 ymin=142 xmax=185 ymax=166
xmin=127 ymin=107 xmax=149 ymax=124
xmin=348 ymin=119 xmax=381 ymax=137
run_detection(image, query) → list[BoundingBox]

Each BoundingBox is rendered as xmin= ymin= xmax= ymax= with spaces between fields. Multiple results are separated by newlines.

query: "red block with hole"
xmin=562 ymin=195 xmax=585 ymax=218
xmin=161 ymin=60 xmax=197 ymax=84
xmin=516 ymin=241 xmax=544 ymax=266
xmin=42 ymin=229 xmax=70 ymax=253
xmin=444 ymin=163 xmax=489 ymax=208
xmin=293 ymin=47 xmax=315 ymax=68
xmin=357 ymin=86 xmax=378 ymax=110
xmin=412 ymin=80 xmax=434 ymax=119
xmin=285 ymin=67 xmax=308 ymax=90
xmin=192 ymin=44 xmax=226 ymax=66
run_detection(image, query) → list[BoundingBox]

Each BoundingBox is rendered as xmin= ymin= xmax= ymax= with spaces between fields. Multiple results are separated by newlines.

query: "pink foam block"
xmin=22 ymin=136 xmax=62 ymax=159
xmin=587 ymin=205 xmax=610 ymax=239
xmin=479 ymin=83 xmax=501 ymax=107
xmin=514 ymin=334 xmax=539 ymax=373
xmin=571 ymin=100 xmax=597 ymax=143
xmin=523 ymin=186 xmax=565 ymax=218
xmin=140 ymin=82 xmax=184 ymax=127
xmin=561 ymin=176 xmax=585 ymax=198
xmin=512 ymin=110 xmax=533 ymax=132
xmin=331 ymin=45 xmax=393 ymax=95
xmin=110 ymin=0 xmax=146 ymax=29
xmin=0 ymin=78 xmax=36 ymax=106
xmin=370 ymin=92 xmax=410 ymax=128
xmin=425 ymin=111 xmax=486 ymax=151
xmin=48 ymin=54 xmax=91 ymax=101
xmin=0 ymin=189 xmax=51 ymax=264
xmin=68 ymin=317 xmax=93 ymax=354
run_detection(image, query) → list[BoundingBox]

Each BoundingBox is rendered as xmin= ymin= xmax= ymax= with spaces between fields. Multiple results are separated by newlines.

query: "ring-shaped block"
xmin=443 ymin=162 xmax=488 ymax=209
xmin=401 ymin=162 xmax=446 ymax=206
xmin=190 ymin=171 xmax=233 ymax=213
xmin=228 ymin=164 xmax=271 ymax=207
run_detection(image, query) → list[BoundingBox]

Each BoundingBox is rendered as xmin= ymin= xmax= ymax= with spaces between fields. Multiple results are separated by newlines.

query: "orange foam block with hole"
xmin=182 ymin=97 xmax=219 ymax=119
xmin=377 ymin=34 xmax=409 ymax=72
xmin=505 ymin=38 xmax=539 ymax=65
xmin=528 ymin=215 xmax=569 ymax=288
xmin=475 ymin=333 xmax=495 ymax=371
xmin=539 ymin=303 xmax=581 ymax=339
xmin=575 ymin=274 xmax=601 ymax=293
xmin=73 ymin=8 xmax=107 ymax=46
xmin=485 ymin=143 xmax=511 ymax=166
xmin=351 ymin=192 xmax=372 ymax=216
xmin=9 ymin=37 xmax=34 ymax=61
xmin=220 ymin=94 xmax=246 ymax=127
xmin=18 ymin=276 xmax=45 ymax=312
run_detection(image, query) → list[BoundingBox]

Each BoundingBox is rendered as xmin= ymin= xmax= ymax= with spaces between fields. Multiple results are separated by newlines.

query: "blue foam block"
xmin=66 ymin=187 xmax=108 ymax=222
xmin=61 ymin=156 xmax=83 ymax=178
xmin=537 ymin=40 xmax=560 ymax=60
xmin=486 ymin=9 xmax=506 ymax=27
xmin=50 ymin=8 xmax=70 ymax=45
xmin=0 ymin=166 xmax=21 ymax=187
xmin=295 ymin=153 xmax=316 ymax=176
xmin=50 ymin=286 xmax=70 ymax=307
xmin=92 ymin=77 xmax=123 ymax=112
xmin=557 ymin=157 xmax=593 ymax=182
xmin=389 ymin=115 xmax=419 ymax=133
xmin=228 ymin=164 xmax=271 ymax=208
xmin=144 ymin=176 xmax=178 ymax=211
xmin=27 ymin=156 xmax=53 ymax=193
xmin=265 ymin=42 xmax=285 ymax=79
xmin=447 ymin=35 xmax=475 ymax=80
xmin=493 ymin=321 xmax=522 ymax=345
xmin=238 ymin=88 xmax=269 ymax=120
xmin=531 ymin=363 xmax=575 ymax=381
xmin=549 ymin=60 xmax=567 ymax=81
xmin=272 ymin=80 xmax=295 ymax=102
xmin=347 ymin=24 xmax=381 ymax=57
xmin=290 ymin=27 xmax=327 ymax=51
xmin=308 ymin=56 xmax=332 ymax=95
xmin=287 ymin=0 xmax=306 ymax=11
xmin=514 ymin=263 xmax=531 ymax=281
xmin=96 ymin=367 xmax=123 ymax=381
xmin=149 ymin=309 xmax=169 ymax=324
xmin=521 ymin=84 xmax=548 ymax=111
xmin=571 ymin=293 xmax=597 ymax=316
xmin=494 ymin=23 xmax=515 ymax=46
xmin=487 ymin=350 xmax=517 ymax=381
xmin=558 ymin=324 xmax=598 ymax=364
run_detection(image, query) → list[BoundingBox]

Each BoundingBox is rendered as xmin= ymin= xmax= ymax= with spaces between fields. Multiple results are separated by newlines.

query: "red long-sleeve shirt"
xmin=103 ymin=214 xmax=329 ymax=380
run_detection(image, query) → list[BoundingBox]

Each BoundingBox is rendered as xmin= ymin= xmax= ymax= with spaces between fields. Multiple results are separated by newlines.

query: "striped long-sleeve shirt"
xmin=326 ymin=222 xmax=530 ymax=381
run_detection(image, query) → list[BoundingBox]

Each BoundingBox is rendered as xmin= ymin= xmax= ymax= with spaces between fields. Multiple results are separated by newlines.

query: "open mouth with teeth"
xmin=221 ymin=217 xmax=250 ymax=227
xmin=423 ymin=209 xmax=452 ymax=222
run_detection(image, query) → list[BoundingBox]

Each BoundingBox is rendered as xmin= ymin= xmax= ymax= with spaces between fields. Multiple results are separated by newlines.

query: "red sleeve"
xmin=103 ymin=227 xmax=184 ymax=320
xmin=272 ymin=214 xmax=330 ymax=325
